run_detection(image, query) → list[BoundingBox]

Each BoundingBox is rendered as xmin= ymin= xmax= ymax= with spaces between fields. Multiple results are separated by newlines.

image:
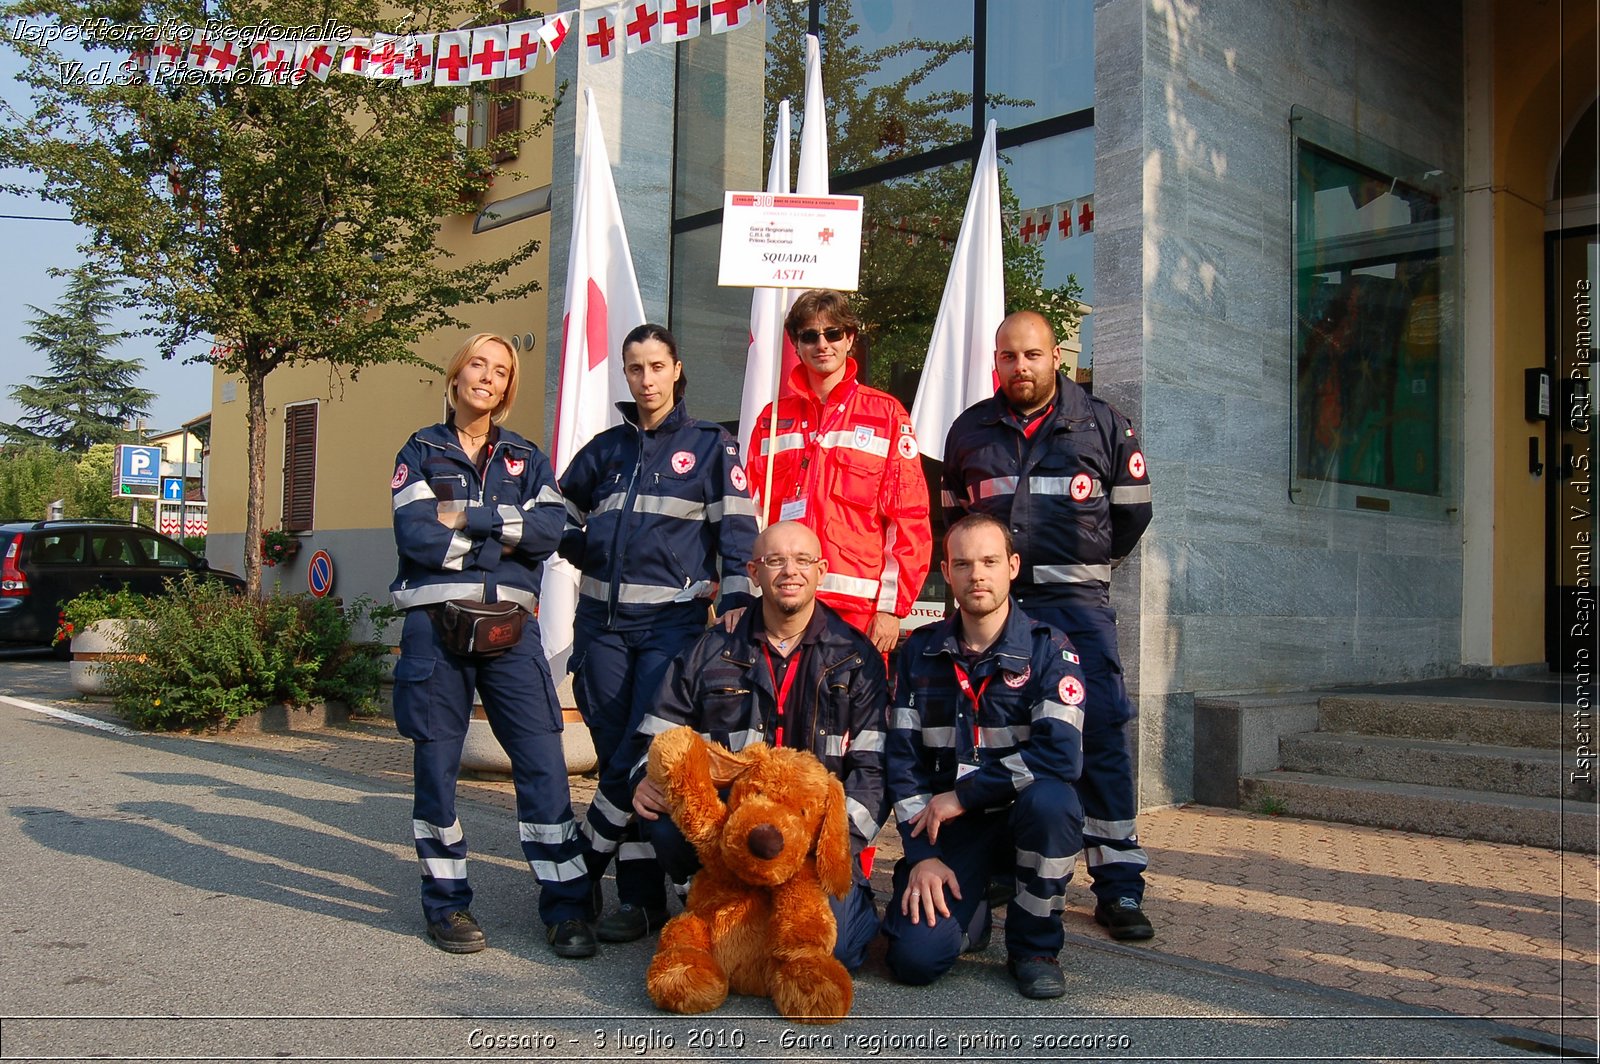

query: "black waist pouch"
xmin=431 ymin=599 xmax=526 ymax=658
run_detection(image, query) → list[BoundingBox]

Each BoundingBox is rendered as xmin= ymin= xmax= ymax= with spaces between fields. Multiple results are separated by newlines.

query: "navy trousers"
xmin=573 ymin=619 xmax=705 ymax=913
xmin=393 ymin=608 xmax=590 ymax=926
xmin=881 ymin=778 xmax=1082 ymax=984
xmin=642 ymin=806 xmax=882 ymax=972
xmin=1023 ymin=601 xmax=1148 ymax=905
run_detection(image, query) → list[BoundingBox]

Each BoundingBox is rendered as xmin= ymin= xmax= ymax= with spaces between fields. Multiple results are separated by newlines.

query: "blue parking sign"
xmin=117 ymin=445 xmax=162 ymax=499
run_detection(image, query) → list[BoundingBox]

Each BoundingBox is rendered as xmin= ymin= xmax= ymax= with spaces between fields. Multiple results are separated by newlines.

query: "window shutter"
xmin=492 ymin=0 xmax=524 ymax=163
xmin=282 ymin=403 xmax=318 ymax=532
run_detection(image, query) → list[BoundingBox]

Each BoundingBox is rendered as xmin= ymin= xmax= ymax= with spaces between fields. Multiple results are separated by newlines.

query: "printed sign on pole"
xmin=718 ymin=192 xmax=865 ymax=291
xmin=116 ymin=445 xmax=161 ymax=499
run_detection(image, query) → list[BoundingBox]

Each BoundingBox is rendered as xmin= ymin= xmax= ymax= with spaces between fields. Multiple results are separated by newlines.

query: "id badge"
xmin=956 ymin=762 xmax=978 ymax=780
xmin=780 ymin=497 xmax=808 ymax=522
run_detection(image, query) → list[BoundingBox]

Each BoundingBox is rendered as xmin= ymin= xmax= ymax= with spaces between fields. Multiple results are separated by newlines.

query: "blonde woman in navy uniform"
xmin=389 ymin=332 xmax=596 ymax=959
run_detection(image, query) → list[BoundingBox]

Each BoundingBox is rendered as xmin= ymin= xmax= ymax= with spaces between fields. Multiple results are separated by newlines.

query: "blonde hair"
xmin=444 ymin=333 xmax=519 ymax=424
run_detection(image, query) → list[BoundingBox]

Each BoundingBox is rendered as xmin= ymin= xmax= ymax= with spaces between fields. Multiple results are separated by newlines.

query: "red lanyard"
xmin=951 ymin=660 xmax=991 ymax=750
xmin=762 ymin=644 xmax=803 ymax=747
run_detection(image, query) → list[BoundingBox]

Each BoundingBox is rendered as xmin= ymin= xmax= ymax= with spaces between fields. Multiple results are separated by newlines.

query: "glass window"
xmin=30 ymin=532 xmax=85 ymax=565
xmin=985 ymin=0 xmax=1094 ymax=126
xmin=137 ymin=533 xmax=194 ymax=568
xmin=668 ymin=222 xmax=755 ymax=421
xmin=1290 ymin=107 xmax=1458 ymax=516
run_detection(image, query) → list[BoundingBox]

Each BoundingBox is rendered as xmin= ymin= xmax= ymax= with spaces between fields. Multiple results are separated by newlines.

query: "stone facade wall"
xmin=1095 ymin=0 xmax=1466 ymax=805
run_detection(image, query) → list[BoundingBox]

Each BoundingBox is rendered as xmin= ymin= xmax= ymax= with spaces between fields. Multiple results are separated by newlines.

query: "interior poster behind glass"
xmin=1292 ymin=115 xmax=1458 ymax=516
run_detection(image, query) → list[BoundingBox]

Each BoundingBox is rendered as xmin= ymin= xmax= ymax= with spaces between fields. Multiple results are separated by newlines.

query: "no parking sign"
xmin=306 ymin=549 xmax=334 ymax=598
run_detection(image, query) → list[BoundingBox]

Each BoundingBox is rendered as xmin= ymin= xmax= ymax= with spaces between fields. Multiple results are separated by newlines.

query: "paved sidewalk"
xmin=3 ymin=657 xmax=1595 ymax=1051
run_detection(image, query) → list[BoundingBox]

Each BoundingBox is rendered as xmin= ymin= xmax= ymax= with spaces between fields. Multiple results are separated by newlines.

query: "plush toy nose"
xmin=747 ymin=824 xmax=784 ymax=860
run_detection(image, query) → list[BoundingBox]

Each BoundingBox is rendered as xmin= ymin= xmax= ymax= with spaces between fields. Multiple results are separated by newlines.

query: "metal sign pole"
xmin=761 ymin=285 xmax=789 ymax=531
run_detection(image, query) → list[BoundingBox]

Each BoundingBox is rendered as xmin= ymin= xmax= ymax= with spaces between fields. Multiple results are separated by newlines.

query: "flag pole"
xmin=761 ymin=285 xmax=788 ymax=531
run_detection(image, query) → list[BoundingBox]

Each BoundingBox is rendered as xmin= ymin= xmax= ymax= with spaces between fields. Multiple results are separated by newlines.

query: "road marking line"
xmin=0 ymin=695 xmax=139 ymax=736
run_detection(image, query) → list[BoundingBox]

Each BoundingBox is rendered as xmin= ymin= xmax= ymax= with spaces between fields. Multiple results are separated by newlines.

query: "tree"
xmin=0 ymin=443 xmax=141 ymax=522
xmin=762 ymin=3 xmax=1081 ymax=388
xmin=4 ymin=266 xmax=153 ymax=451
xmin=2 ymin=0 xmax=552 ymax=596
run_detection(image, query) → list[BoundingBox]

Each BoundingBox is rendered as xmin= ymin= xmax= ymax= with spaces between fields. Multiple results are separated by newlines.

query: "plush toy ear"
xmin=705 ymin=741 xmax=763 ymax=787
xmin=812 ymin=774 xmax=853 ymax=899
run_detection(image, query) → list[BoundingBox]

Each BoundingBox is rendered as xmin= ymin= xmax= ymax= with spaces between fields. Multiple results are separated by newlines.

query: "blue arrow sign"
xmin=162 ymin=478 xmax=185 ymax=501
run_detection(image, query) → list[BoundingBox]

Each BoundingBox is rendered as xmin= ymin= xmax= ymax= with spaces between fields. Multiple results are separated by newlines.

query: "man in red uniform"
xmin=746 ymin=289 xmax=932 ymax=652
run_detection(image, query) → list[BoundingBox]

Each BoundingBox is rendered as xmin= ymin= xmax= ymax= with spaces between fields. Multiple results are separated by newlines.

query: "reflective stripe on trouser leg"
xmin=572 ymin=621 xmax=697 ymax=913
xmin=1078 ymin=713 xmax=1146 ymax=903
xmin=412 ymin=737 xmax=472 ymax=922
xmin=1026 ymin=603 xmax=1145 ymax=904
xmin=474 ymin=632 xmax=592 ymax=925
xmin=1006 ymin=778 xmax=1083 ymax=959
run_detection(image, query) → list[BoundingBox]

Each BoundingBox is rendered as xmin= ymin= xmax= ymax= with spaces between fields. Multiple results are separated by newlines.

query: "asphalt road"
xmin=0 ymin=686 xmax=1563 ymax=1063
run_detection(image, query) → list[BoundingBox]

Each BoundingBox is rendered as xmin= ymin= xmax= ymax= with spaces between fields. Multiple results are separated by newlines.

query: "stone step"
xmin=1279 ymin=732 xmax=1595 ymax=802
xmin=1316 ymin=694 xmax=1566 ymax=748
xmin=1238 ymin=771 xmax=1598 ymax=854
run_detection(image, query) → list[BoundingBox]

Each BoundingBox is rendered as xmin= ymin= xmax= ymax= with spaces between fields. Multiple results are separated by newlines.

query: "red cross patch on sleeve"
xmin=391 ymin=464 xmax=409 ymax=489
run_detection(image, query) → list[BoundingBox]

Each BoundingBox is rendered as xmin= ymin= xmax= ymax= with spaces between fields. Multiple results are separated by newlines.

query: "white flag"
xmin=338 ymin=38 xmax=371 ymax=76
xmin=368 ymin=34 xmax=405 ymax=79
xmin=399 ymin=35 xmax=435 ymax=87
xmin=709 ymin=0 xmax=749 ymax=34
xmin=658 ymin=0 xmax=701 ymax=42
xmin=584 ymin=3 xmax=623 ymax=65
xmin=433 ymin=30 xmax=472 ymax=86
xmin=295 ymin=39 xmax=338 ymax=82
xmin=469 ymin=25 xmax=508 ymax=82
xmin=622 ymin=0 xmax=661 ymax=52
xmin=504 ymin=18 xmax=544 ymax=76
xmin=911 ymin=120 xmax=1005 ymax=461
xmin=737 ymin=98 xmax=791 ymax=468
xmin=539 ymin=11 xmax=574 ymax=59
xmin=540 ymin=88 xmax=647 ymax=679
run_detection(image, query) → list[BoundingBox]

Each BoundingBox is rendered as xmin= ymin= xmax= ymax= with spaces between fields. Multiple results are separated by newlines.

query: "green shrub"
xmin=104 ymin=575 xmax=390 ymax=730
xmin=55 ymin=585 xmax=151 ymax=646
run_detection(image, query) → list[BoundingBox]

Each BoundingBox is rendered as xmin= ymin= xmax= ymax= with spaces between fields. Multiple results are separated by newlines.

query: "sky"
xmin=1 ymin=43 xmax=214 ymax=437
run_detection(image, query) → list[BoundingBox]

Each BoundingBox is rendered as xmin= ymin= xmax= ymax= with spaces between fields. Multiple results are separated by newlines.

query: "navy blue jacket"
xmin=389 ymin=423 xmax=566 ymax=612
xmin=942 ymin=373 xmax=1152 ymax=606
xmin=887 ymin=601 xmax=1086 ymax=867
xmin=632 ymin=603 xmax=888 ymax=884
xmin=558 ymin=401 xmax=758 ymax=631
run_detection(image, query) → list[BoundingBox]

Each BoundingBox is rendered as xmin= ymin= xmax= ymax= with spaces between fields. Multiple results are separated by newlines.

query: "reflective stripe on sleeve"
xmin=850 ymin=728 xmax=885 ymax=753
xmin=393 ymin=481 xmax=436 ymax=510
xmin=709 ymin=495 xmax=759 ymax=519
xmin=497 ymin=505 xmax=523 ymax=548
xmin=1032 ymin=475 xmax=1102 ymax=498
xmin=441 ymin=532 xmax=474 ymax=570
xmin=534 ymin=484 xmax=564 ymax=507
xmin=1111 ymin=484 xmax=1153 ymax=504
xmin=820 ymin=572 xmax=880 ymax=599
xmin=758 ymin=432 xmax=807 ymax=456
xmin=895 ymin=794 xmax=929 ymax=823
xmin=979 ymin=724 xmax=1030 ymax=747
xmin=921 ymin=726 xmax=956 ymax=748
xmin=1036 ymin=700 xmax=1085 ymax=731
xmin=1002 ymin=750 xmax=1034 ymax=788
xmin=846 ymin=796 xmax=880 ymax=839
xmin=1033 ymin=563 xmax=1113 ymax=584
xmin=973 ymin=476 xmax=1019 ymax=501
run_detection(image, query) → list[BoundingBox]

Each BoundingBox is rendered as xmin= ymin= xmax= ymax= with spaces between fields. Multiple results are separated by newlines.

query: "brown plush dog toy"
xmin=643 ymin=725 xmax=854 ymax=1024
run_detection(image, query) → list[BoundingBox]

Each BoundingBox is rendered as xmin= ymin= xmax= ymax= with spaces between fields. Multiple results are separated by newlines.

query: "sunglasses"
xmin=795 ymin=326 xmax=850 ymax=345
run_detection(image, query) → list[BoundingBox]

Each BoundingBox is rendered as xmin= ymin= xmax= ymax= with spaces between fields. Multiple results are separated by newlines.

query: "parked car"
xmin=0 ymin=520 xmax=245 ymax=653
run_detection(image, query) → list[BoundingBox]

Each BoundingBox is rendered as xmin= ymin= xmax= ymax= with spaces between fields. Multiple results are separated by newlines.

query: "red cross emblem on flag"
xmin=435 ymin=39 xmax=470 ymax=84
xmin=505 ymin=456 xmax=526 ymax=476
xmin=1058 ymin=675 xmax=1085 ymax=706
xmin=1128 ymin=451 xmax=1146 ymax=479
xmin=671 ymin=451 xmax=696 ymax=475
xmin=1019 ymin=210 xmax=1039 ymax=244
xmin=1078 ymin=198 xmax=1094 ymax=234
xmin=626 ymin=1 xmax=659 ymax=49
xmin=211 ymin=39 xmax=240 ymax=71
xmin=818 ymin=227 xmax=834 ymax=244
xmin=1069 ymin=473 xmax=1093 ymax=502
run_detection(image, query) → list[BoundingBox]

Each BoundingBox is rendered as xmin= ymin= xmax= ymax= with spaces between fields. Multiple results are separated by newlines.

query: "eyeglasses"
xmin=795 ymin=326 xmax=850 ymax=345
xmin=756 ymin=553 xmax=821 ymax=572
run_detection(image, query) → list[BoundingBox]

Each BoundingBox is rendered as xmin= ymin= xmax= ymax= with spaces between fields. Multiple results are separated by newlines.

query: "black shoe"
xmin=545 ymin=919 xmax=598 ymax=958
xmin=427 ymin=910 xmax=486 ymax=954
xmin=986 ymin=876 xmax=1016 ymax=909
xmin=1007 ymin=954 xmax=1066 ymax=999
xmin=1094 ymin=896 xmax=1155 ymax=941
xmin=595 ymin=903 xmax=669 ymax=943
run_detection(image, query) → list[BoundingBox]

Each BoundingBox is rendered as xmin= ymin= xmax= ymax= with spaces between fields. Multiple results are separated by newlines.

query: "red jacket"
xmin=746 ymin=359 xmax=931 ymax=619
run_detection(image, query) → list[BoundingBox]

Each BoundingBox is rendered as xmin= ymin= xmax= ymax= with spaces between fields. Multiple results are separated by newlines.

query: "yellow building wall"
xmin=208 ymin=63 xmax=557 ymax=538
xmin=1486 ymin=0 xmax=1596 ymax=664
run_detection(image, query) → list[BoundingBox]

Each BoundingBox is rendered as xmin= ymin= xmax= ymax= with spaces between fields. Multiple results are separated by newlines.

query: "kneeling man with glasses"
xmin=620 ymin=521 xmax=889 ymax=969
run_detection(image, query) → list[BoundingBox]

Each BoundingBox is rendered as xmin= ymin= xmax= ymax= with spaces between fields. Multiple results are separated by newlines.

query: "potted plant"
xmin=57 ymin=587 xmax=152 ymax=695
xmin=261 ymin=527 xmax=301 ymax=567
